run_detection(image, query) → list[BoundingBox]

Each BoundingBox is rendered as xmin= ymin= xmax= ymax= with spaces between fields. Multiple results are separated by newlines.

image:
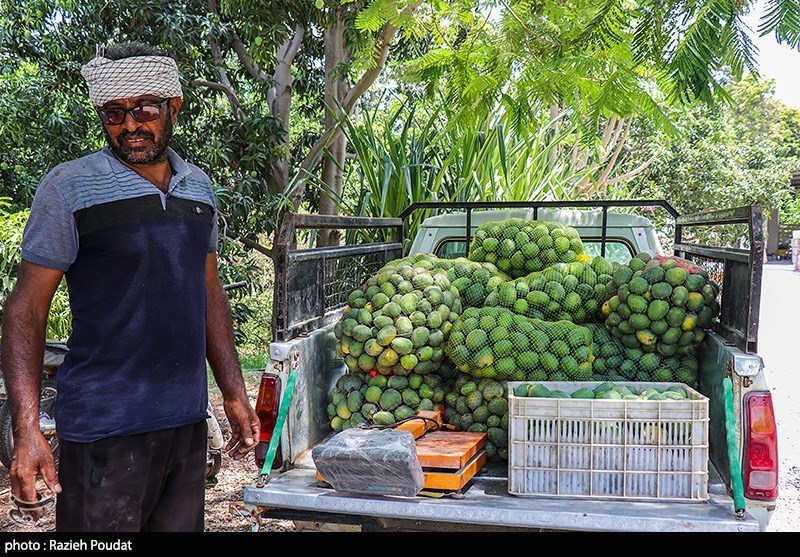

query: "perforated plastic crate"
xmin=507 ymin=381 xmax=709 ymax=502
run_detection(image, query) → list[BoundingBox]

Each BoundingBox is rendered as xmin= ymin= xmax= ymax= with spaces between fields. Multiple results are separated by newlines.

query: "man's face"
xmin=99 ymin=95 xmax=182 ymax=165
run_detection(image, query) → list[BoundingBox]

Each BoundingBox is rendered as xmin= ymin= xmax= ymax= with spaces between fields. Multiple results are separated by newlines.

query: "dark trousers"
xmin=56 ymin=420 xmax=207 ymax=532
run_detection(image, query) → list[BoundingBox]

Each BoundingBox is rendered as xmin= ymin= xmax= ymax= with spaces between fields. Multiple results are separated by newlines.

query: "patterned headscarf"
xmin=80 ymin=54 xmax=183 ymax=107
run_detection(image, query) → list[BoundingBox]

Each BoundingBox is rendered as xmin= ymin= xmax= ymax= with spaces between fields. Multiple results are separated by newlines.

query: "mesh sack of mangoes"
xmin=444 ymin=306 xmax=594 ymax=381
xmin=335 ymin=261 xmax=462 ymax=376
xmin=600 ymin=252 xmax=720 ymax=356
xmin=326 ymin=370 xmax=450 ymax=431
xmin=587 ymin=323 xmax=699 ymax=385
xmin=483 ymin=258 xmax=615 ymax=323
xmin=329 ymin=216 xmax=721 ymax=442
xmin=467 ymin=218 xmax=587 ymax=278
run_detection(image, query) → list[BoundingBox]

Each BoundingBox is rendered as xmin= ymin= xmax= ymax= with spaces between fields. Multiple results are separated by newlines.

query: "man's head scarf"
xmin=80 ymin=53 xmax=183 ymax=107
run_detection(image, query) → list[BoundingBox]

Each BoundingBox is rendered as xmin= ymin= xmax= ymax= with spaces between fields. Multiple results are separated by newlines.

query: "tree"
xmin=625 ymin=75 xmax=800 ymax=219
xmin=216 ymin=0 xmax=427 ymax=245
xmin=0 ymin=0 xmax=438 ymax=247
xmin=400 ymin=0 xmax=800 ymax=197
xmin=2 ymin=1 xmax=799 ymax=236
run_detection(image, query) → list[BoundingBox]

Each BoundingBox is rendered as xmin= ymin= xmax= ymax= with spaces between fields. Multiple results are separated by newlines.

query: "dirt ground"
xmin=0 ymin=370 xmax=295 ymax=533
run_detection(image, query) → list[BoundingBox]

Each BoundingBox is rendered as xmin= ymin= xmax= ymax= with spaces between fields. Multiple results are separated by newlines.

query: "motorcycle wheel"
xmin=206 ymin=449 xmax=222 ymax=486
xmin=0 ymin=378 xmax=59 ymax=471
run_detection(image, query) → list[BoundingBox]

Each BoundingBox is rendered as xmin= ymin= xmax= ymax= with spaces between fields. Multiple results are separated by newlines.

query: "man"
xmin=0 ymin=41 xmax=260 ymax=532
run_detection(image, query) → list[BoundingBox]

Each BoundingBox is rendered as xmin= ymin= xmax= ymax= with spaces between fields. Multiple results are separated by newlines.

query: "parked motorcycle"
xmin=0 ymin=340 xmax=65 ymax=471
xmin=0 ymin=280 xmax=248 ymax=485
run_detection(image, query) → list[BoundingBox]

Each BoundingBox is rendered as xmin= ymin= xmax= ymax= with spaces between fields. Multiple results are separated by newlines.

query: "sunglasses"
xmin=97 ymin=99 xmax=169 ymax=126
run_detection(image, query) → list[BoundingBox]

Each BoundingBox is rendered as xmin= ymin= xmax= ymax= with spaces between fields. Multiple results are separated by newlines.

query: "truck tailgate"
xmin=243 ymin=463 xmax=760 ymax=532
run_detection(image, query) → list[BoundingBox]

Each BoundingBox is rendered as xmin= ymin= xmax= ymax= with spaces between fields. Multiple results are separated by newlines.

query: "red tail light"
xmin=743 ymin=391 xmax=778 ymax=501
xmin=254 ymin=373 xmax=283 ymax=470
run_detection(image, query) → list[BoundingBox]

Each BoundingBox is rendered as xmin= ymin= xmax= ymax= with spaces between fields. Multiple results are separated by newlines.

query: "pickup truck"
xmin=242 ymin=200 xmax=778 ymax=532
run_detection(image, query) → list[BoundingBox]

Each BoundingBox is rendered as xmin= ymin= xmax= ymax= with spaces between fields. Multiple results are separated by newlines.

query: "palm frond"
xmin=666 ymin=0 xmax=737 ymax=103
xmin=758 ymin=0 xmax=800 ymax=48
xmin=630 ymin=2 xmax=672 ymax=66
xmin=577 ymin=0 xmax=629 ymax=50
xmin=720 ymin=13 xmax=759 ymax=78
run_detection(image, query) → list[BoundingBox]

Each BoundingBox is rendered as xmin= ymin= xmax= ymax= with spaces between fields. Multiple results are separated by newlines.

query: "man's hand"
xmin=205 ymin=254 xmax=261 ymax=460
xmin=222 ymin=396 xmax=260 ymax=460
xmin=1 ymin=261 xmax=64 ymax=521
xmin=9 ymin=433 xmax=61 ymax=521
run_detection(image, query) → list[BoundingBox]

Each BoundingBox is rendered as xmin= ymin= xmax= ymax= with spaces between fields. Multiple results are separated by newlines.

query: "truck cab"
xmin=243 ymin=201 xmax=777 ymax=532
xmin=410 ymin=207 xmax=661 ymax=265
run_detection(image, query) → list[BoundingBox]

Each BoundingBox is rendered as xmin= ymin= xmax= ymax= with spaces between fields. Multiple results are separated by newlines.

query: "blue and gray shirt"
xmin=21 ymin=146 xmax=218 ymax=442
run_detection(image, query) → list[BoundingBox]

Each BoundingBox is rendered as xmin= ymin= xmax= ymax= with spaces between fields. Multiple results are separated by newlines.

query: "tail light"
xmin=743 ymin=391 xmax=778 ymax=501
xmin=254 ymin=372 xmax=283 ymax=470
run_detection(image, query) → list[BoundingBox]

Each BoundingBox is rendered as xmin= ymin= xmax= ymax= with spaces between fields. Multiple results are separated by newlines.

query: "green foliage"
xmin=781 ymin=197 xmax=800 ymax=225
xmin=0 ymin=1 xmax=287 ymax=237
xmin=622 ymin=75 xmax=800 ymax=248
xmin=0 ymin=200 xmax=71 ymax=340
xmin=402 ymin=0 xmax=800 ymax=145
xmin=338 ymin=93 xmax=595 ymax=246
xmin=627 ymin=76 xmax=800 ymax=218
xmin=0 ymin=199 xmax=27 ymax=298
xmin=759 ymin=0 xmax=800 ymax=48
xmin=215 ymin=233 xmax=275 ymax=352
xmin=0 ymin=60 xmax=101 ymax=209
xmin=666 ymin=0 xmax=757 ymax=102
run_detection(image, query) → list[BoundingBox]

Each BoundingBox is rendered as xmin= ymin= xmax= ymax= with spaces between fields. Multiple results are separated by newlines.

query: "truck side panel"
xmin=697 ymin=332 xmax=773 ymax=529
xmin=269 ymin=326 xmax=343 ymax=464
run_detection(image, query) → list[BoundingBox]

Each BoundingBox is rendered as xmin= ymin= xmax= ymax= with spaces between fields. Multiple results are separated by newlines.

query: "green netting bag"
xmin=467 ymin=218 xmax=586 ymax=278
xmin=446 ymin=257 xmax=510 ymax=308
xmin=381 ymin=252 xmax=454 ymax=272
xmin=483 ymin=257 xmax=615 ymax=323
xmin=587 ymin=323 xmax=700 ymax=386
xmin=383 ymin=254 xmax=510 ymax=309
xmin=443 ymin=373 xmax=509 ymax=462
xmin=601 ymin=253 xmax=720 ymax=355
xmin=335 ymin=262 xmax=462 ymax=376
xmin=445 ymin=306 xmax=594 ymax=381
xmin=326 ymin=371 xmax=450 ymax=431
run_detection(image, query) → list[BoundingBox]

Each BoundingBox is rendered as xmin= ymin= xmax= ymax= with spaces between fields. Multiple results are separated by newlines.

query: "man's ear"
xmin=169 ymin=97 xmax=183 ymax=124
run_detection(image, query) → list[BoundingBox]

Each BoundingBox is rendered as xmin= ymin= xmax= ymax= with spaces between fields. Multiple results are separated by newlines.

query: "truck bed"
xmin=255 ymin=205 xmax=772 ymax=532
xmin=253 ymin=319 xmax=766 ymax=532
xmin=243 ymin=460 xmax=759 ymax=532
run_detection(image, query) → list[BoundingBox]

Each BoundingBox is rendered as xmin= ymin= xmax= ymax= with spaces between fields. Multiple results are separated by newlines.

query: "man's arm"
xmin=204 ymin=253 xmax=260 ymax=459
xmin=1 ymin=261 xmax=64 ymax=517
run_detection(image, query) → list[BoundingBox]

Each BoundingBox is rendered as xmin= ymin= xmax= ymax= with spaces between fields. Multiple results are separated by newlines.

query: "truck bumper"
xmin=243 ymin=463 xmax=761 ymax=532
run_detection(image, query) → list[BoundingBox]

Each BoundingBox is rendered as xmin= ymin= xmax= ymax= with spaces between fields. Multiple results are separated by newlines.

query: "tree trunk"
xmin=317 ymin=10 xmax=351 ymax=247
xmin=290 ymin=2 xmax=422 ymax=212
xmin=266 ymin=27 xmax=304 ymax=196
xmin=549 ymin=104 xmax=560 ymax=171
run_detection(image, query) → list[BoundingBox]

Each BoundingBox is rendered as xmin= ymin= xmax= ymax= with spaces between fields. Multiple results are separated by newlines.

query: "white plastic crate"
xmin=507 ymin=381 xmax=709 ymax=502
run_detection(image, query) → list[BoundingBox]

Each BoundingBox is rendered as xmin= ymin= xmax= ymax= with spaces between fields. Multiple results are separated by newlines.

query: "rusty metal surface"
xmin=675 ymin=205 xmax=763 ymax=354
xmin=273 ymin=213 xmax=403 ymax=343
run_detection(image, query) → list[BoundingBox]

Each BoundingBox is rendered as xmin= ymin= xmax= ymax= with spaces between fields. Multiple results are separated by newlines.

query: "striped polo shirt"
xmin=21 ymin=146 xmax=218 ymax=442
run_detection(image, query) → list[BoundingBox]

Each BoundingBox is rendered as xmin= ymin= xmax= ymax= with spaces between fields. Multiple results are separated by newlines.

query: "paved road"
xmin=758 ymin=261 xmax=800 ymax=532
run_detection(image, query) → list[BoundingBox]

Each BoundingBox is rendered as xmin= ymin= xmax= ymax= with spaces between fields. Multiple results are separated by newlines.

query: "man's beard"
xmin=105 ymin=117 xmax=173 ymax=165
